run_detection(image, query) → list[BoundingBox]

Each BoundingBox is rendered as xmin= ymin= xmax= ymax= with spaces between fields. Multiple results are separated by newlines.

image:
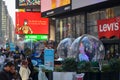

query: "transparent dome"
xmin=57 ymin=38 xmax=74 ymax=60
xmin=70 ymin=34 xmax=105 ymax=62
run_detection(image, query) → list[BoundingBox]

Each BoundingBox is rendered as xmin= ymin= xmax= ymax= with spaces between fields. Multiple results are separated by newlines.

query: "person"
xmin=26 ymin=57 xmax=34 ymax=80
xmin=19 ymin=60 xmax=31 ymax=80
xmin=17 ymin=19 xmax=33 ymax=34
xmin=0 ymin=54 xmax=6 ymax=71
xmin=79 ymin=42 xmax=89 ymax=61
xmin=0 ymin=61 xmax=15 ymax=80
xmin=9 ymin=63 xmax=22 ymax=80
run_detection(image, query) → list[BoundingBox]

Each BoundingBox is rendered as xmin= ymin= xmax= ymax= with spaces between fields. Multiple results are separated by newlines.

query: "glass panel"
xmin=71 ymin=16 xmax=76 ymax=38
xmin=63 ymin=18 xmax=67 ymax=38
xmin=55 ymin=19 xmax=60 ymax=43
xmin=105 ymin=8 xmax=114 ymax=19
xmin=60 ymin=19 xmax=63 ymax=40
xmin=75 ymin=15 xmax=85 ymax=37
xmin=87 ymin=11 xmax=99 ymax=37
xmin=67 ymin=17 xmax=72 ymax=38
xmin=76 ymin=15 xmax=81 ymax=37
xmin=113 ymin=6 xmax=120 ymax=17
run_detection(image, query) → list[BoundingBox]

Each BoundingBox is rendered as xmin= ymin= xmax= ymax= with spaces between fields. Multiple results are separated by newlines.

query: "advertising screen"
xmin=16 ymin=0 xmax=40 ymax=9
xmin=25 ymin=34 xmax=48 ymax=41
xmin=72 ymin=0 xmax=107 ymax=10
xmin=15 ymin=12 xmax=49 ymax=34
xmin=41 ymin=0 xmax=71 ymax=17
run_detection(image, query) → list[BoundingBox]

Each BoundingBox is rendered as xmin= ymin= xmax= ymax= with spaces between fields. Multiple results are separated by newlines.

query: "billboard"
xmin=15 ymin=12 xmax=49 ymax=34
xmin=97 ymin=16 xmax=120 ymax=39
xmin=41 ymin=0 xmax=71 ymax=17
xmin=25 ymin=34 xmax=48 ymax=41
xmin=16 ymin=0 xmax=40 ymax=9
xmin=72 ymin=0 xmax=107 ymax=10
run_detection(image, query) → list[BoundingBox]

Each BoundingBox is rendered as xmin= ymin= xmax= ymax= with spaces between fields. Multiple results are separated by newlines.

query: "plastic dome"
xmin=57 ymin=38 xmax=74 ymax=60
xmin=70 ymin=34 xmax=105 ymax=62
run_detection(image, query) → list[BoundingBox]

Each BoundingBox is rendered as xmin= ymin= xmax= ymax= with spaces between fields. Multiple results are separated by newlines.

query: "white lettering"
xmin=47 ymin=11 xmax=54 ymax=15
xmin=103 ymin=24 xmax=108 ymax=32
xmin=64 ymin=6 xmax=70 ymax=10
xmin=108 ymin=23 xmax=113 ymax=31
xmin=114 ymin=23 xmax=119 ymax=30
xmin=99 ymin=22 xmax=119 ymax=32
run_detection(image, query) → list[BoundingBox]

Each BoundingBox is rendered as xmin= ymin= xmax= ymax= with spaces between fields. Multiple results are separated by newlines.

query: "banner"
xmin=97 ymin=17 xmax=120 ymax=39
xmin=9 ymin=42 xmax=15 ymax=51
xmin=44 ymin=49 xmax=54 ymax=71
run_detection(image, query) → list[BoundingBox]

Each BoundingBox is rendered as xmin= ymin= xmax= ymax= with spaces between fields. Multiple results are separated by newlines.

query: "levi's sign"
xmin=97 ymin=17 xmax=120 ymax=39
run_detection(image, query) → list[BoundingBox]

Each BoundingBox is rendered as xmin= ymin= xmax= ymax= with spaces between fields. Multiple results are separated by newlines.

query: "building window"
xmin=87 ymin=11 xmax=100 ymax=37
xmin=55 ymin=19 xmax=60 ymax=43
xmin=71 ymin=16 xmax=76 ymax=38
xmin=63 ymin=18 xmax=67 ymax=38
xmin=75 ymin=15 xmax=85 ymax=38
xmin=113 ymin=6 xmax=120 ymax=17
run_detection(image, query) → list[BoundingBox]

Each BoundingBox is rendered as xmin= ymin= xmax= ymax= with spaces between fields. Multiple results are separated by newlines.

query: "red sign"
xmin=97 ymin=17 xmax=120 ymax=39
xmin=15 ymin=12 xmax=49 ymax=34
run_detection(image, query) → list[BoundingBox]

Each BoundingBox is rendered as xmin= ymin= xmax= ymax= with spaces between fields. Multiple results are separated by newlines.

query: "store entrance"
xmin=101 ymin=39 xmax=120 ymax=59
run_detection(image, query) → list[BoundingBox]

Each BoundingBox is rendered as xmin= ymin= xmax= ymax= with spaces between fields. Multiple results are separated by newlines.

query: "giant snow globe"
xmin=57 ymin=38 xmax=74 ymax=61
xmin=70 ymin=34 xmax=105 ymax=62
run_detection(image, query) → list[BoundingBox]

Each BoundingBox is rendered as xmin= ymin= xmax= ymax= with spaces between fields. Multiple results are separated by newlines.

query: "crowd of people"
xmin=0 ymin=48 xmax=34 ymax=80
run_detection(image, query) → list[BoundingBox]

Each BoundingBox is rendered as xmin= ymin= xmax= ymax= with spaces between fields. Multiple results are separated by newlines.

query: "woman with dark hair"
xmin=26 ymin=57 xmax=34 ymax=80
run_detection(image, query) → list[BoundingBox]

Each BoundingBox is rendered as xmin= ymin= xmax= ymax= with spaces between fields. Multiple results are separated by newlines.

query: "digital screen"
xmin=16 ymin=0 xmax=40 ymax=9
xmin=15 ymin=12 xmax=49 ymax=34
xmin=25 ymin=34 xmax=48 ymax=40
xmin=41 ymin=0 xmax=71 ymax=17
xmin=72 ymin=0 xmax=107 ymax=10
xmin=41 ymin=0 xmax=70 ymax=12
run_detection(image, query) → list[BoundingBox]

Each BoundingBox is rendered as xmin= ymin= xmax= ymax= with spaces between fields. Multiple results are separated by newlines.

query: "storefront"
xmin=98 ymin=16 xmax=120 ymax=58
xmin=41 ymin=0 xmax=120 ymax=56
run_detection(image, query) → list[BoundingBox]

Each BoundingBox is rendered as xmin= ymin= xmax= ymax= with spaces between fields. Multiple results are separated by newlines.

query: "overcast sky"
xmin=3 ymin=0 xmax=16 ymax=25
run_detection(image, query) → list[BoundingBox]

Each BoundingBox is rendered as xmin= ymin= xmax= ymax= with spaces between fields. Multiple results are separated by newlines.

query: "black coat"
xmin=0 ymin=69 xmax=10 ymax=80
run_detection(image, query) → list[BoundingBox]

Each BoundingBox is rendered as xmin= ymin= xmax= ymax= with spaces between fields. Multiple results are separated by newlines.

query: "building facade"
xmin=41 ymin=0 xmax=120 ymax=57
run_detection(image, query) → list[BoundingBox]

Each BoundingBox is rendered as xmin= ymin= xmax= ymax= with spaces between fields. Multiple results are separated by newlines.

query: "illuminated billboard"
xmin=25 ymin=34 xmax=48 ymax=40
xmin=41 ymin=0 xmax=71 ymax=17
xmin=16 ymin=0 xmax=40 ymax=9
xmin=72 ymin=0 xmax=107 ymax=10
xmin=15 ymin=12 xmax=49 ymax=34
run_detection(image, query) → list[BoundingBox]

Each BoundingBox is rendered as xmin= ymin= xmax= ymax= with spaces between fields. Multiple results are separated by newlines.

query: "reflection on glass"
xmin=70 ymin=34 xmax=105 ymax=62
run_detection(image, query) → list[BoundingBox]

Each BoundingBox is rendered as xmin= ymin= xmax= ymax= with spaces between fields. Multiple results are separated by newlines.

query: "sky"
xmin=3 ymin=0 xmax=16 ymax=25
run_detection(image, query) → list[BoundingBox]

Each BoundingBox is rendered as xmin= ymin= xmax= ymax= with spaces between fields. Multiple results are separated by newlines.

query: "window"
xmin=87 ymin=11 xmax=100 ymax=37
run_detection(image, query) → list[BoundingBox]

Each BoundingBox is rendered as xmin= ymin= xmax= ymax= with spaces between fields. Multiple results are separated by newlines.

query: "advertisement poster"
xmin=9 ymin=42 xmax=15 ymax=51
xmin=44 ymin=49 xmax=54 ymax=71
xmin=15 ymin=12 xmax=49 ymax=34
